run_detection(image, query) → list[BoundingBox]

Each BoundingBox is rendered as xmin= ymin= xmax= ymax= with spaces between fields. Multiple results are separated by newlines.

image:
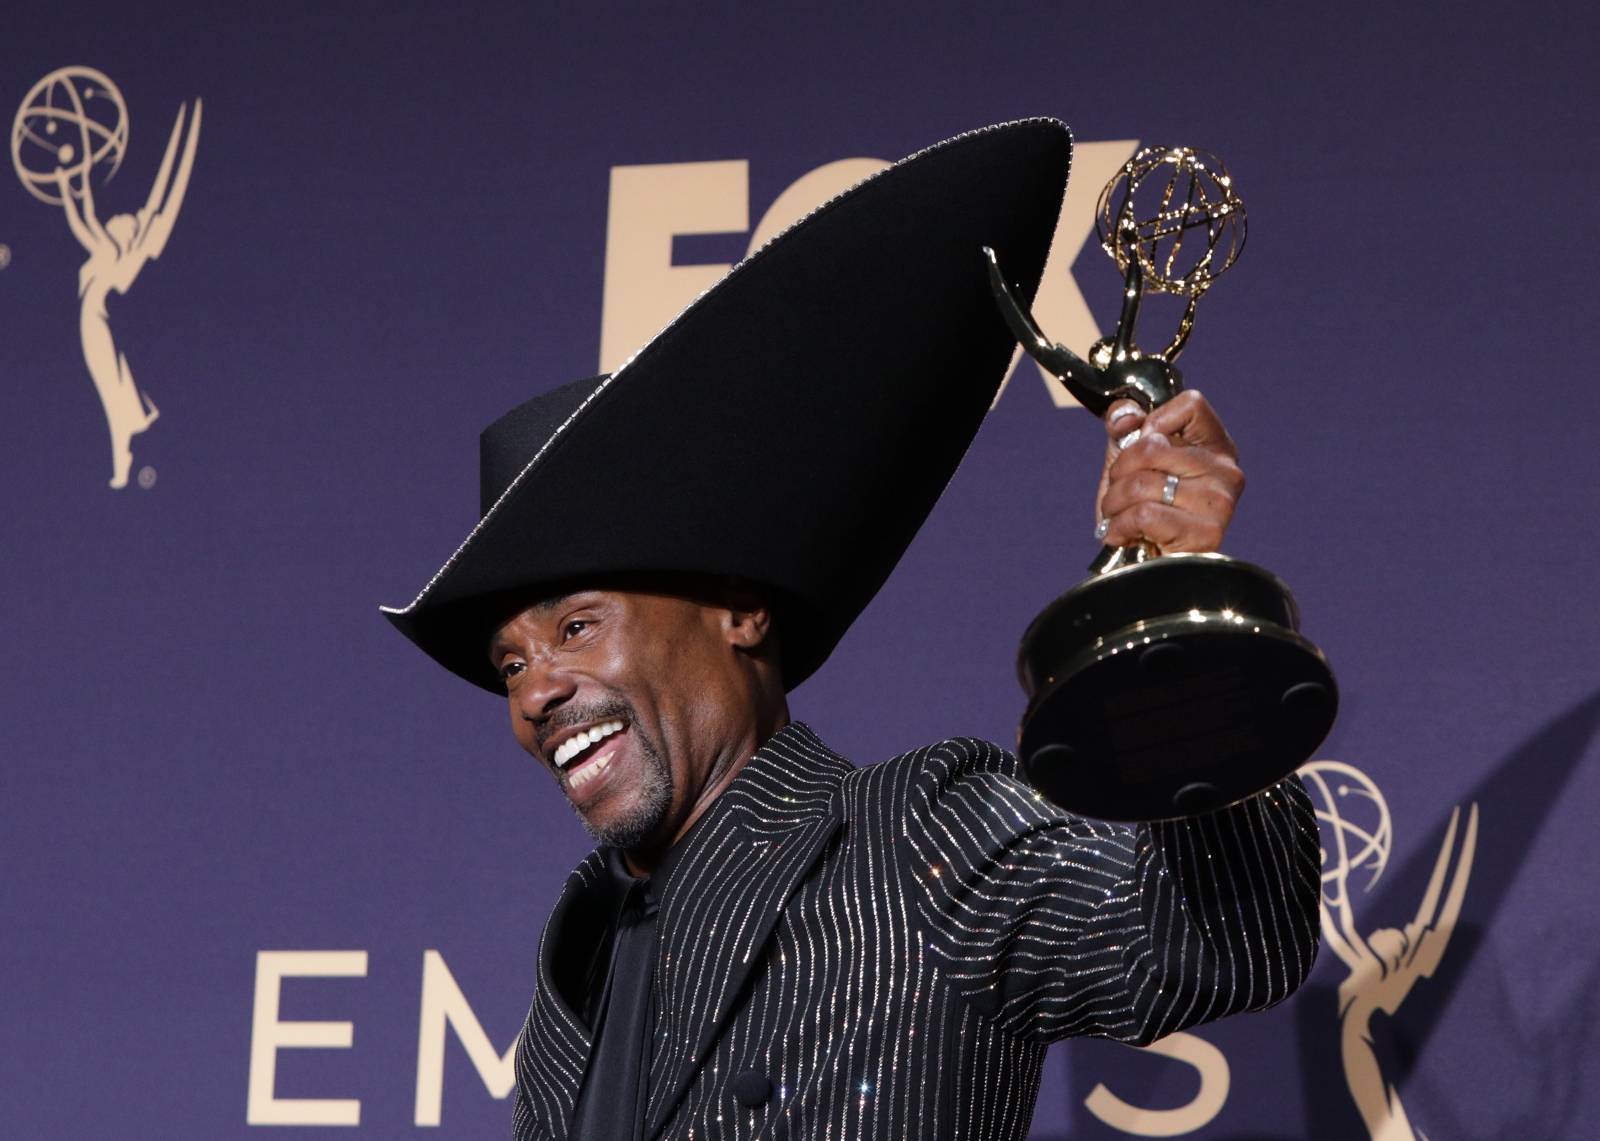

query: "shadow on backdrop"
xmin=1027 ymin=689 xmax=1600 ymax=1141
xmin=1290 ymin=688 xmax=1600 ymax=1141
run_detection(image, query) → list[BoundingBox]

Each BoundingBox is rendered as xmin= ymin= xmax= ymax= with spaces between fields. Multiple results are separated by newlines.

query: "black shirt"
xmin=567 ymin=820 xmax=705 ymax=1140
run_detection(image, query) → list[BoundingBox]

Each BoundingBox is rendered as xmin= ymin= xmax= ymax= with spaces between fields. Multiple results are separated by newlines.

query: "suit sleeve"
xmin=900 ymin=738 xmax=1321 ymax=1045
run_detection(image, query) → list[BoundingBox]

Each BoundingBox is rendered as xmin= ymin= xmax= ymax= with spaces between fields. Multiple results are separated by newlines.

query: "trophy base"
xmin=1017 ymin=553 xmax=1336 ymax=822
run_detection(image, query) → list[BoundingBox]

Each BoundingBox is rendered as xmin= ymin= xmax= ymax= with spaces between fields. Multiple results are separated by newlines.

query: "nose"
xmin=510 ymin=656 xmax=577 ymax=730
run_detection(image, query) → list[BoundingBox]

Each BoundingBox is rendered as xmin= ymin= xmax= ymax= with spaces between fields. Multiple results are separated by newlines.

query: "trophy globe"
xmin=985 ymin=145 xmax=1337 ymax=821
xmin=1090 ymin=146 xmax=1244 ymax=368
xmin=1300 ymin=760 xmax=1393 ymax=913
xmin=11 ymin=67 xmax=129 ymax=205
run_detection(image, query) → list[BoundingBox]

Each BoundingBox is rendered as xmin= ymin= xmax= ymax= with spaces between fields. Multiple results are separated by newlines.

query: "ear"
xmin=720 ymin=593 xmax=774 ymax=651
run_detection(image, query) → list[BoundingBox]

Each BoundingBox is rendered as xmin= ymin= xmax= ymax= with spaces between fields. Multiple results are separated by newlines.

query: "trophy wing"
xmin=134 ymin=100 xmax=202 ymax=261
xmin=982 ymin=245 xmax=1107 ymax=412
xmin=1402 ymin=803 xmax=1478 ymax=979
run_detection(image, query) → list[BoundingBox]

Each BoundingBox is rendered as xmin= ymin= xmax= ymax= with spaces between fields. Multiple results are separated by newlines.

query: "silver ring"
xmin=1161 ymin=473 xmax=1180 ymax=506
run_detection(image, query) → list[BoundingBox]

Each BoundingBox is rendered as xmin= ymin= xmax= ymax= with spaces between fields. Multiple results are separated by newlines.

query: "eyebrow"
xmin=528 ymin=591 xmax=576 ymax=616
xmin=486 ymin=591 xmax=579 ymax=661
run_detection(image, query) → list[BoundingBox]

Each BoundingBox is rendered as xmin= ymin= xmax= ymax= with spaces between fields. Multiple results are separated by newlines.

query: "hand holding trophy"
xmin=986 ymin=145 xmax=1336 ymax=821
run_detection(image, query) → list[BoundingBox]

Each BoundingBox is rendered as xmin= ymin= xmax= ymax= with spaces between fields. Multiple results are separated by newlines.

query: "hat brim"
xmin=383 ymin=118 xmax=1074 ymax=693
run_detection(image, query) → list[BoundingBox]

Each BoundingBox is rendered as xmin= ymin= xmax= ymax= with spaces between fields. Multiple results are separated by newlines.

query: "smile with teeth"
xmin=553 ymin=719 xmax=626 ymax=787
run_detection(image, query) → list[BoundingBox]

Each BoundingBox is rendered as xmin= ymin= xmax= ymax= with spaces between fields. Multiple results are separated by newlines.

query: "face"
xmin=489 ymin=586 xmax=778 ymax=861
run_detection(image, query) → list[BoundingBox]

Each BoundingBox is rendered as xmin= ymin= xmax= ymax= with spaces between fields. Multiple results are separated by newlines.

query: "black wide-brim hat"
xmin=383 ymin=118 xmax=1073 ymax=693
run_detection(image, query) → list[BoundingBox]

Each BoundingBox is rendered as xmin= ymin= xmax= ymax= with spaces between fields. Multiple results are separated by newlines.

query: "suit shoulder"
xmin=839 ymin=736 xmax=1028 ymax=812
xmin=881 ymin=736 xmax=1022 ymax=782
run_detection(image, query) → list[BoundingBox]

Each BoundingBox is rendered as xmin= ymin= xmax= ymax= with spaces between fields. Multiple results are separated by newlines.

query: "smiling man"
xmin=491 ymin=582 xmax=787 ymax=873
xmin=383 ymin=120 xmax=1320 ymax=1141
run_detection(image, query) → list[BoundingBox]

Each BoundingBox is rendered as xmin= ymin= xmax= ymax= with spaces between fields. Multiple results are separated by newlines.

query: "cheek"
xmin=508 ymin=701 xmax=536 ymax=752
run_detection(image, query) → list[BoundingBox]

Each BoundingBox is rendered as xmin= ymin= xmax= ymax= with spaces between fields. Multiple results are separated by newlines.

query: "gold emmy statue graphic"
xmin=11 ymin=67 xmax=201 ymax=489
xmin=1303 ymin=761 xmax=1478 ymax=1141
xmin=986 ymin=146 xmax=1337 ymax=820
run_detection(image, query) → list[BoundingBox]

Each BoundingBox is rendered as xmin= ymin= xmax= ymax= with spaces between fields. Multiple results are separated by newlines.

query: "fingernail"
xmin=1116 ymin=428 xmax=1141 ymax=450
xmin=1094 ymin=518 xmax=1110 ymax=541
xmin=1108 ymin=403 xmax=1141 ymax=428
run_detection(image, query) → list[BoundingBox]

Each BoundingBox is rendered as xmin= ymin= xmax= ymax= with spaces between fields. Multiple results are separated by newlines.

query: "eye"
xmin=499 ymin=659 xmax=526 ymax=684
xmin=561 ymin=618 xmax=590 ymax=642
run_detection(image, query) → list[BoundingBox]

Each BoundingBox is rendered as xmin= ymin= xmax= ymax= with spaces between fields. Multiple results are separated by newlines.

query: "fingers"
xmin=1094 ymin=399 xmax=1147 ymax=523
xmin=1144 ymin=389 xmax=1238 ymax=459
xmin=1104 ymin=399 xmax=1146 ymax=451
xmin=1101 ymin=463 xmax=1240 ymax=519
xmin=1100 ymin=471 xmax=1237 ymax=551
xmin=1093 ymin=390 xmax=1245 ymax=554
xmin=1101 ymin=500 xmax=1228 ymax=553
xmin=1107 ymin=427 xmax=1244 ymax=490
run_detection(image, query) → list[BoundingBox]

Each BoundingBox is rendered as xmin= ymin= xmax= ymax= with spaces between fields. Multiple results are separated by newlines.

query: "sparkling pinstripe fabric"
xmin=512 ymin=723 xmax=1320 ymax=1140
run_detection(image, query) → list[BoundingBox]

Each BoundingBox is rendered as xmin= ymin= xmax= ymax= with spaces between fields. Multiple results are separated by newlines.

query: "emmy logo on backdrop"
xmin=11 ymin=67 xmax=201 ymax=489
xmin=1302 ymin=761 xmax=1478 ymax=1141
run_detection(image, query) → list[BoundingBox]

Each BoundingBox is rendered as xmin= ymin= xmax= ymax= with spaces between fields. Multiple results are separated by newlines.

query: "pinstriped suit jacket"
xmin=512 ymin=722 xmax=1320 ymax=1140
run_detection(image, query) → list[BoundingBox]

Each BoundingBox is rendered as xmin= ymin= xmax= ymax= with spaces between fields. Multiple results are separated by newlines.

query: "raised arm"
xmin=902 ymin=739 xmax=1320 ymax=1045
xmin=132 ymin=100 xmax=202 ymax=261
xmin=901 ymin=362 xmax=1318 ymax=1043
xmin=54 ymin=168 xmax=103 ymax=255
xmin=1135 ymin=779 xmax=1322 ymax=1039
xmin=1319 ymin=898 xmax=1370 ymax=975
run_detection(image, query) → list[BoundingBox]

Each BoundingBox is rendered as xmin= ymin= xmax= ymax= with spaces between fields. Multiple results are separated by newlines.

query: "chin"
xmin=579 ymin=794 xmax=672 ymax=851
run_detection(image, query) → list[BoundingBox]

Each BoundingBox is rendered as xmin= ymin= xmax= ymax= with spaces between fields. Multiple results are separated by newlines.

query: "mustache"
xmin=535 ymin=696 xmax=636 ymax=755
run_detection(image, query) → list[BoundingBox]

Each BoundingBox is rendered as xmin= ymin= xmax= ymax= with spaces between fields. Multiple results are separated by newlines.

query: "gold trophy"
xmin=985 ymin=146 xmax=1336 ymax=821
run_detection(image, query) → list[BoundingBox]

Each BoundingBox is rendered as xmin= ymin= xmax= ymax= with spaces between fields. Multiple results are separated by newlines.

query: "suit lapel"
xmin=521 ymin=851 xmax=609 ymax=1141
xmin=644 ymin=723 xmax=851 ymax=1139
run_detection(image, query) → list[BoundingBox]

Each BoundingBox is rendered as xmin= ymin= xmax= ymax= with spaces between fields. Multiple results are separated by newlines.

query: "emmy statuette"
xmin=986 ymin=146 xmax=1336 ymax=821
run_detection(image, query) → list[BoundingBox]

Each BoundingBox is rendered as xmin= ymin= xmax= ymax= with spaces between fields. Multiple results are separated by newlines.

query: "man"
xmin=383 ymin=120 xmax=1319 ymax=1139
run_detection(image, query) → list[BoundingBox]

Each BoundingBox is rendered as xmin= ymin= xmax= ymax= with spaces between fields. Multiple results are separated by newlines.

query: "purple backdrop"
xmin=4 ymin=2 xmax=1598 ymax=1137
